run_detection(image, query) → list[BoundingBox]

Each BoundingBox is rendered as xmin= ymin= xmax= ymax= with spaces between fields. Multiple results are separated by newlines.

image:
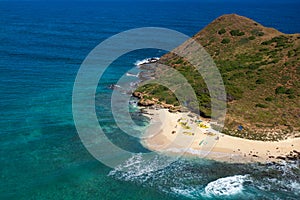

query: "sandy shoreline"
xmin=140 ymin=108 xmax=300 ymax=163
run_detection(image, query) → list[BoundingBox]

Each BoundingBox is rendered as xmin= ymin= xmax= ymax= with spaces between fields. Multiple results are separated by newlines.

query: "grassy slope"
xmin=136 ymin=14 xmax=300 ymax=141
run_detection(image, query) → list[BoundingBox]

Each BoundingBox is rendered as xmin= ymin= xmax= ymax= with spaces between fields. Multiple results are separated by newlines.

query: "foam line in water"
xmin=108 ymin=153 xmax=175 ymax=182
xmin=164 ymin=147 xmax=240 ymax=158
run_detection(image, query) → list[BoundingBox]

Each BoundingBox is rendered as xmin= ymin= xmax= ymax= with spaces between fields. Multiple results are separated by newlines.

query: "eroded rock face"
xmin=161 ymin=103 xmax=173 ymax=109
xmin=133 ymin=92 xmax=143 ymax=98
xmin=138 ymin=99 xmax=155 ymax=106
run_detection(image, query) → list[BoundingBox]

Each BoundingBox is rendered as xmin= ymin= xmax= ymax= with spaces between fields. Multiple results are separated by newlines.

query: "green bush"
xmin=297 ymin=66 xmax=300 ymax=74
xmin=287 ymin=50 xmax=295 ymax=58
xmin=230 ymin=29 xmax=245 ymax=36
xmin=282 ymin=75 xmax=290 ymax=83
xmin=248 ymin=84 xmax=256 ymax=90
xmin=249 ymin=36 xmax=256 ymax=40
xmin=239 ymin=38 xmax=249 ymax=44
xmin=258 ymin=32 xmax=265 ymax=36
xmin=165 ymin=96 xmax=177 ymax=104
xmin=259 ymin=48 xmax=269 ymax=52
xmin=226 ymin=85 xmax=243 ymax=100
xmin=285 ymin=88 xmax=294 ymax=95
xmin=248 ymin=64 xmax=260 ymax=70
xmin=175 ymin=58 xmax=184 ymax=64
xmin=229 ymin=72 xmax=244 ymax=80
xmin=173 ymin=102 xmax=180 ymax=106
xmin=251 ymin=29 xmax=264 ymax=36
xmin=261 ymin=36 xmax=289 ymax=48
xmin=288 ymin=94 xmax=296 ymax=99
xmin=275 ymin=86 xmax=286 ymax=94
xmin=218 ymin=28 xmax=226 ymax=35
xmin=268 ymin=59 xmax=279 ymax=64
xmin=236 ymin=53 xmax=263 ymax=63
xmin=274 ymin=86 xmax=296 ymax=97
xmin=256 ymin=78 xmax=265 ymax=84
xmin=255 ymin=103 xmax=268 ymax=108
xmin=221 ymin=38 xmax=230 ymax=44
xmin=261 ymin=41 xmax=271 ymax=45
xmin=265 ymin=97 xmax=273 ymax=101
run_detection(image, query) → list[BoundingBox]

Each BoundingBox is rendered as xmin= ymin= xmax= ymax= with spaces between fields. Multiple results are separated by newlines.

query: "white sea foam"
xmin=108 ymin=153 xmax=174 ymax=182
xmin=258 ymin=177 xmax=300 ymax=195
xmin=170 ymin=187 xmax=198 ymax=199
xmin=289 ymin=181 xmax=300 ymax=195
xmin=134 ymin=57 xmax=160 ymax=66
xmin=126 ymin=72 xmax=139 ymax=77
xmin=108 ymin=149 xmax=299 ymax=199
xmin=130 ymin=81 xmax=139 ymax=87
xmin=165 ymin=147 xmax=211 ymax=157
xmin=204 ymin=175 xmax=251 ymax=197
xmin=164 ymin=147 xmax=240 ymax=159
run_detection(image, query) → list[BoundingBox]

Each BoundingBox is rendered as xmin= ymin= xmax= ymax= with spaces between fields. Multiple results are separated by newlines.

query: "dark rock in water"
xmin=108 ymin=84 xmax=116 ymax=90
xmin=108 ymin=84 xmax=123 ymax=90
xmin=138 ymin=58 xmax=159 ymax=66
xmin=129 ymin=100 xmax=138 ymax=106
xmin=147 ymin=58 xmax=158 ymax=64
xmin=108 ymin=84 xmax=133 ymax=95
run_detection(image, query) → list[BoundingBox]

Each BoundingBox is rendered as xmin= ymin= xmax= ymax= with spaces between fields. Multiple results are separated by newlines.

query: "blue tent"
xmin=238 ymin=125 xmax=243 ymax=131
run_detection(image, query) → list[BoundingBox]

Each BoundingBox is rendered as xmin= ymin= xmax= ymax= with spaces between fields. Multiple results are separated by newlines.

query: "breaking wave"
xmin=134 ymin=57 xmax=160 ymax=66
xmin=126 ymin=72 xmax=139 ymax=77
xmin=108 ymin=152 xmax=300 ymax=199
xmin=203 ymin=175 xmax=251 ymax=197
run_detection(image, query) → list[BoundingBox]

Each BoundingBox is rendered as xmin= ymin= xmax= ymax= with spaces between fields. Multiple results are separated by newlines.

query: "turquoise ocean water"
xmin=1 ymin=1 xmax=300 ymax=199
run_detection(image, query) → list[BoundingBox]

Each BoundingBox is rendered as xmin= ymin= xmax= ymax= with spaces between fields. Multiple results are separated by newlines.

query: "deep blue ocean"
xmin=1 ymin=1 xmax=300 ymax=199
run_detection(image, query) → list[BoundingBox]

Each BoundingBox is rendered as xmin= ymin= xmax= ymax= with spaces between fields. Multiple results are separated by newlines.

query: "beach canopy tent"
xmin=238 ymin=125 xmax=243 ymax=131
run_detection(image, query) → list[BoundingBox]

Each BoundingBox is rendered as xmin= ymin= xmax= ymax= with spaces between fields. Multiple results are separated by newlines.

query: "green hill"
xmin=134 ymin=14 xmax=300 ymax=141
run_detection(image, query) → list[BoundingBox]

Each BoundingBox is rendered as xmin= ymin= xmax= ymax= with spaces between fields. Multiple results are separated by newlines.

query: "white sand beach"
xmin=141 ymin=108 xmax=300 ymax=163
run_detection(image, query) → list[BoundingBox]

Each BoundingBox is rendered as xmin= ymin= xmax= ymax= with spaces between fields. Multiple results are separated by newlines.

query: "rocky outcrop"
xmin=138 ymin=98 xmax=156 ymax=106
xmin=133 ymin=91 xmax=143 ymax=98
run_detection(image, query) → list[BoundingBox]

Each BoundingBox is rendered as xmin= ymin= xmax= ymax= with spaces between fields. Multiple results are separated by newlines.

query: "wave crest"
xmin=204 ymin=175 xmax=251 ymax=197
xmin=134 ymin=57 xmax=160 ymax=66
